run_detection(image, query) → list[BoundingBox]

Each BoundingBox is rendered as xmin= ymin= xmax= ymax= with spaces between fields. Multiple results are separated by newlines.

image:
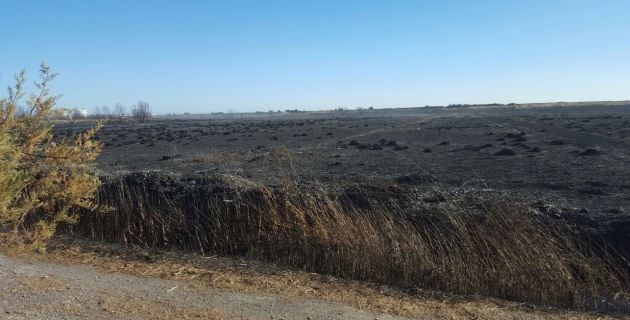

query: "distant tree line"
xmin=447 ymin=103 xmax=517 ymax=108
xmin=88 ymin=101 xmax=151 ymax=122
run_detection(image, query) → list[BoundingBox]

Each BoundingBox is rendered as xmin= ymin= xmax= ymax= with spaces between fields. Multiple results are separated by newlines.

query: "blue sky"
xmin=1 ymin=0 xmax=629 ymax=114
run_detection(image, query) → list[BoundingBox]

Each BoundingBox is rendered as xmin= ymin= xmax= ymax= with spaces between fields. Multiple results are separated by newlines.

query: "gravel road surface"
xmin=0 ymin=253 xmax=406 ymax=320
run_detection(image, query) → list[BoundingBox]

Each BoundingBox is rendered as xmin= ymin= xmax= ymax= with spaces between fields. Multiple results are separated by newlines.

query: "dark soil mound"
xmin=494 ymin=149 xmax=515 ymax=156
xmin=579 ymin=148 xmax=600 ymax=156
xmin=394 ymin=173 xmax=436 ymax=185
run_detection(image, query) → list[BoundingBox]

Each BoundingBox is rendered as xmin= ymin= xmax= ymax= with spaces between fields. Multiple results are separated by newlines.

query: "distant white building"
xmin=64 ymin=108 xmax=88 ymax=119
xmin=76 ymin=108 xmax=88 ymax=118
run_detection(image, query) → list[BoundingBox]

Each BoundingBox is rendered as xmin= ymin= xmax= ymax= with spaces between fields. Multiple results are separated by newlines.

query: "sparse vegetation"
xmin=92 ymin=105 xmax=110 ymax=120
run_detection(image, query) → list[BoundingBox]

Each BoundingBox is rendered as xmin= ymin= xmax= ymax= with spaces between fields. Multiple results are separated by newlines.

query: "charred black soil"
xmin=56 ymin=104 xmax=630 ymax=216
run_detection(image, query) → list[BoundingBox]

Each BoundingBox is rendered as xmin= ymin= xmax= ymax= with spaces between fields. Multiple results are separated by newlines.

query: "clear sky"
xmin=1 ymin=0 xmax=629 ymax=114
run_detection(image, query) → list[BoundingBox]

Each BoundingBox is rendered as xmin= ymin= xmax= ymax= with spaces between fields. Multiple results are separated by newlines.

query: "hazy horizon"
xmin=1 ymin=1 xmax=629 ymax=114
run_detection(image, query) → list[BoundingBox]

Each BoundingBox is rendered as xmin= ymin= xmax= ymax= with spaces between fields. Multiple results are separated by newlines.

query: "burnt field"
xmin=52 ymin=103 xmax=630 ymax=310
xmin=57 ymin=103 xmax=630 ymax=216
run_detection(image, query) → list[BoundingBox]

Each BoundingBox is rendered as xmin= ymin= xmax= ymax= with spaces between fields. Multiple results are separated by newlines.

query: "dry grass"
xmin=66 ymin=172 xmax=630 ymax=312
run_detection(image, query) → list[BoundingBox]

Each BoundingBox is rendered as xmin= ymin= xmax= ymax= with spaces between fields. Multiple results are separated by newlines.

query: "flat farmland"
xmin=56 ymin=104 xmax=630 ymax=216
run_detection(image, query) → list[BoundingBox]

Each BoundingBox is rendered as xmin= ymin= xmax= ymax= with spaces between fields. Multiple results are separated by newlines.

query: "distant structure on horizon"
xmin=52 ymin=107 xmax=88 ymax=119
xmin=73 ymin=108 xmax=88 ymax=118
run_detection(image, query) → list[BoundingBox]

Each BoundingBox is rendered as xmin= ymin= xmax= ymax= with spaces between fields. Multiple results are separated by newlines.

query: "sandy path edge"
xmin=0 ymin=252 xmax=408 ymax=320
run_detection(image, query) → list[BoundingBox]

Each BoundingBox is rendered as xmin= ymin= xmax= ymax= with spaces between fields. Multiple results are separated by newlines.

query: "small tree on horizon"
xmin=112 ymin=103 xmax=126 ymax=120
xmin=93 ymin=105 xmax=103 ymax=119
xmin=101 ymin=105 xmax=110 ymax=119
xmin=131 ymin=101 xmax=151 ymax=122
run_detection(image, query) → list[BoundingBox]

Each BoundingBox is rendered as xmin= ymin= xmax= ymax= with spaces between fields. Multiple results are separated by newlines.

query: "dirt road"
xmin=1 ymin=248 xmax=625 ymax=319
xmin=0 ymin=253 xmax=406 ymax=320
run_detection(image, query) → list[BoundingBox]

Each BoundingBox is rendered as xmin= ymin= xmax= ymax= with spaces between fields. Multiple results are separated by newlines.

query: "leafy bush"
xmin=0 ymin=63 xmax=102 ymax=249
